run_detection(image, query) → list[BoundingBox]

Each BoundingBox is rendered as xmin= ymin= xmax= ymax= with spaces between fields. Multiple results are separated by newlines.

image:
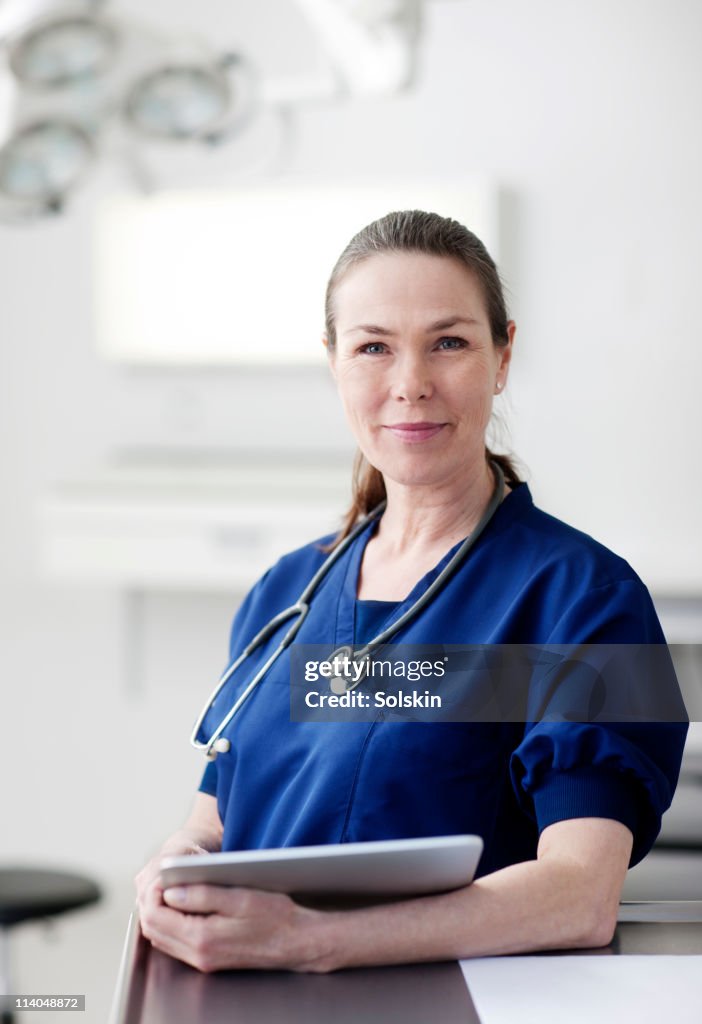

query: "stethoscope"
xmin=190 ymin=462 xmax=505 ymax=760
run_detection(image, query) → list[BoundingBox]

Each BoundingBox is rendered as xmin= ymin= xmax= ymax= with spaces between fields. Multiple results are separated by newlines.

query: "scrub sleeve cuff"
xmin=198 ymin=761 xmax=218 ymax=796
xmin=531 ymin=766 xmax=640 ymax=840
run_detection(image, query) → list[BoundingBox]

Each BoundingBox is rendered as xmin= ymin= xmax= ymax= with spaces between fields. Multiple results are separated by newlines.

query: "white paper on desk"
xmin=460 ymin=956 xmax=702 ymax=1024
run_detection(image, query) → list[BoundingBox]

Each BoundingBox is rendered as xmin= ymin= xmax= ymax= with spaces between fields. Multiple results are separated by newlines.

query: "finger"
xmin=136 ymin=875 xmax=161 ymax=914
xmin=135 ymin=858 xmax=164 ymax=900
xmin=139 ymin=869 xmax=164 ymax=905
xmin=163 ymin=883 xmax=283 ymax=919
xmin=140 ymin=884 xmax=164 ymax=922
xmin=148 ymin=933 xmax=205 ymax=972
xmin=137 ymin=873 xmax=168 ymax=930
xmin=143 ymin=915 xmax=207 ymax=970
xmin=190 ymin=844 xmax=211 ymax=857
xmin=140 ymin=904 xmax=221 ymax=972
xmin=140 ymin=902 xmax=191 ymax=946
xmin=163 ymin=883 xmax=250 ymax=916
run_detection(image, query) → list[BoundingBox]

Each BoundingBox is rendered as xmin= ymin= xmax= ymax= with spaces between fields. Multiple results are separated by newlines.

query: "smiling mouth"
xmin=385 ymin=423 xmax=447 ymax=443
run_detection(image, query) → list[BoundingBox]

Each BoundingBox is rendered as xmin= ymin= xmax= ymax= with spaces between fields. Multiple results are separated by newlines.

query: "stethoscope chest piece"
xmin=328 ymin=644 xmax=372 ymax=696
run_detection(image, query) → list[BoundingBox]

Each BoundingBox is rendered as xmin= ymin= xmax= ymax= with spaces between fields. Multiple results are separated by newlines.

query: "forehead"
xmin=332 ymin=251 xmax=489 ymax=328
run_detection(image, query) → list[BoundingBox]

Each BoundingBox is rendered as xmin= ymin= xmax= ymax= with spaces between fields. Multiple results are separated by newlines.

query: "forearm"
xmin=136 ymin=795 xmax=223 ymax=922
xmin=145 ymin=818 xmax=630 ymax=974
xmin=161 ymin=822 xmax=222 ymax=855
xmin=165 ymin=793 xmax=223 ymax=854
xmin=307 ymin=856 xmax=617 ymax=973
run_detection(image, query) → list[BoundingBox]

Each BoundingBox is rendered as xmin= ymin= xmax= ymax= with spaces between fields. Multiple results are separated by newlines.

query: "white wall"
xmin=1 ymin=0 xmax=701 ymax=885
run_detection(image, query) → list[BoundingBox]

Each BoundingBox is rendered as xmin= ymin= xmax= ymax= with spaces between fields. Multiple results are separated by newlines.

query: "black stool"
xmin=0 ymin=868 xmax=101 ymax=1024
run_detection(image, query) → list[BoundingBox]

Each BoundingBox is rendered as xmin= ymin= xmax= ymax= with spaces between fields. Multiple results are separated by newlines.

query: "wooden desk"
xmin=110 ymin=904 xmax=702 ymax=1024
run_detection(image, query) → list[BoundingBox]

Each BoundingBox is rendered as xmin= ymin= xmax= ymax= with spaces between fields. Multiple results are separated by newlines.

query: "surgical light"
xmin=8 ymin=13 xmax=119 ymax=89
xmin=0 ymin=117 xmax=94 ymax=213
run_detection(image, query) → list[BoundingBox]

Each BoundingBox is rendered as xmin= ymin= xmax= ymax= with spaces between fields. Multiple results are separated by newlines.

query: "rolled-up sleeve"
xmin=510 ymin=720 xmax=687 ymax=864
xmin=509 ymin=577 xmax=688 ymax=866
xmin=198 ymin=759 xmax=218 ymax=796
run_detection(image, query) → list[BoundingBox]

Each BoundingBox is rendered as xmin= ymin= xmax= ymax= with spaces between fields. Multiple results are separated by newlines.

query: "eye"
xmin=437 ymin=336 xmax=468 ymax=350
xmin=358 ymin=342 xmax=388 ymax=355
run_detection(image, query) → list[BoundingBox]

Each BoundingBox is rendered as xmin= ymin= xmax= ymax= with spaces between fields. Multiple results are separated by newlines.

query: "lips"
xmin=385 ymin=422 xmax=446 ymax=443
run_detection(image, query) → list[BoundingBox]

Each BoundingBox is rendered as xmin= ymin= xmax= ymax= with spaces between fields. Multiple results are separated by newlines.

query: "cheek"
xmin=448 ymin=372 xmax=493 ymax=412
xmin=337 ymin=374 xmax=380 ymax=420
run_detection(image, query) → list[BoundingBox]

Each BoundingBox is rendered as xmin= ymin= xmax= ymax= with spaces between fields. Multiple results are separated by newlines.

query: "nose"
xmin=390 ymin=351 xmax=434 ymax=403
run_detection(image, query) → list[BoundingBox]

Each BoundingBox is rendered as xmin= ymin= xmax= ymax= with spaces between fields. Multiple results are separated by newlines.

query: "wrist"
xmin=162 ymin=828 xmax=219 ymax=857
xmin=289 ymin=905 xmax=346 ymax=974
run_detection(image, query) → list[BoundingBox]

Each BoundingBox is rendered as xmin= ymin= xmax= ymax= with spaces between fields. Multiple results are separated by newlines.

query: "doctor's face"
xmin=326 ymin=251 xmax=514 ymax=491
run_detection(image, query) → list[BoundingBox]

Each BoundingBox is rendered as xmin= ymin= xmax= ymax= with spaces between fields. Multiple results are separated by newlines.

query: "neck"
xmin=377 ymin=457 xmax=498 ymax=557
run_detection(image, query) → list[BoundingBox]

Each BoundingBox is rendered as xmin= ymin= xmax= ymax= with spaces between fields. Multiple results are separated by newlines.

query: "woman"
xmin=136 ymin=210 xmax=686 ymax=972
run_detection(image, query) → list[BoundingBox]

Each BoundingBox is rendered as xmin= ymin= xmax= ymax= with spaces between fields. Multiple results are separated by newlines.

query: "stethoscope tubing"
xmin=191 ymin=462 xmax=504 ymax=758
xmin=190 ymin=501 xmax=386 ymax=757
xmin=347 ymin=463 xmax=505 ymax=667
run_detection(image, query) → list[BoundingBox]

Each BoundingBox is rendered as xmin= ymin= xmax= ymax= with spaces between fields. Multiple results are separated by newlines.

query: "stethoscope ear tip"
xmin=212 ymin=738 xmax=231 ymax=755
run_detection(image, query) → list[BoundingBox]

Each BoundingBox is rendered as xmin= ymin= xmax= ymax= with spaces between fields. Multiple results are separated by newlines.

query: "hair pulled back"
xmin=324 ymin=209 xmax=521 ymax=548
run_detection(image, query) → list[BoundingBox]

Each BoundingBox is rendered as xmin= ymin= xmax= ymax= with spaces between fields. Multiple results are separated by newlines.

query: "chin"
xmin=371 ymin=445 xmax=484 ymax=491
xmin=375 ymin=459 xmax=453 ymax=490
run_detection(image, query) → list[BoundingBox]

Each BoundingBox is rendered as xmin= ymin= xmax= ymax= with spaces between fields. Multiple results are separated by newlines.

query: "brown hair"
xmin=324 ymin=209 xmax=521 ymax=548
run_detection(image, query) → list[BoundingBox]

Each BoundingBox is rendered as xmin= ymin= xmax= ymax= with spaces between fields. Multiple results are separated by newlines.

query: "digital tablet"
xmin=160 ymin=835 xmax=482 ymax=906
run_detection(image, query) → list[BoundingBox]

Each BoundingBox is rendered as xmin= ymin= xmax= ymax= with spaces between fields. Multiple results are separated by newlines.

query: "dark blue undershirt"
xmin=354 ymin=599 xmax=401 ymax=645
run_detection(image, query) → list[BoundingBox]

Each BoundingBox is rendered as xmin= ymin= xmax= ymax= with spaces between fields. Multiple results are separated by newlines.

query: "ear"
xmin=499 ymin=321 xmax=516 ymax=376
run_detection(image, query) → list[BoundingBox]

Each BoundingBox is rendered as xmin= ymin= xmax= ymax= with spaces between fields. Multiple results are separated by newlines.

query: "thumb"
xmin=162 ymin=883 xmax=227 ymax=914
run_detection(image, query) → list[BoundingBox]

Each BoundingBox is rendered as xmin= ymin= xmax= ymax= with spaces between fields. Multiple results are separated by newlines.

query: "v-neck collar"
xmin=333 ymin=482 xmax=534 ymax=647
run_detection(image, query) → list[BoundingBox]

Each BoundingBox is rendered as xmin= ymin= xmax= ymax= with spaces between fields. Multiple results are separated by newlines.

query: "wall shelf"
xmin=37 ymin=453 xmax=354 ymax=592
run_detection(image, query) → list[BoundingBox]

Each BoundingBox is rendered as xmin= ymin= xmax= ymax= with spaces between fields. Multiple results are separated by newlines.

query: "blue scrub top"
xmin=199 ymin=482 xmax=687 ymax=873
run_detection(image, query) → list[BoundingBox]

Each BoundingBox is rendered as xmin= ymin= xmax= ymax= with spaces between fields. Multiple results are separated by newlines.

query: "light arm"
xmin=146 ymin=816 xmax=633 ymax=972
xmin=162 ymin=792 xmax=224 ymax=855
xmin=307 ymin=817 xmax=632 ymax=971
xmin=134 ymin=793 xmax=222 ymax=928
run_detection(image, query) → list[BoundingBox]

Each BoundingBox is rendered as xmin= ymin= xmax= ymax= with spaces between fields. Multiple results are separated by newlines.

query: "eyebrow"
xmin=345 ymin=316 xmax=482 ymax=336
